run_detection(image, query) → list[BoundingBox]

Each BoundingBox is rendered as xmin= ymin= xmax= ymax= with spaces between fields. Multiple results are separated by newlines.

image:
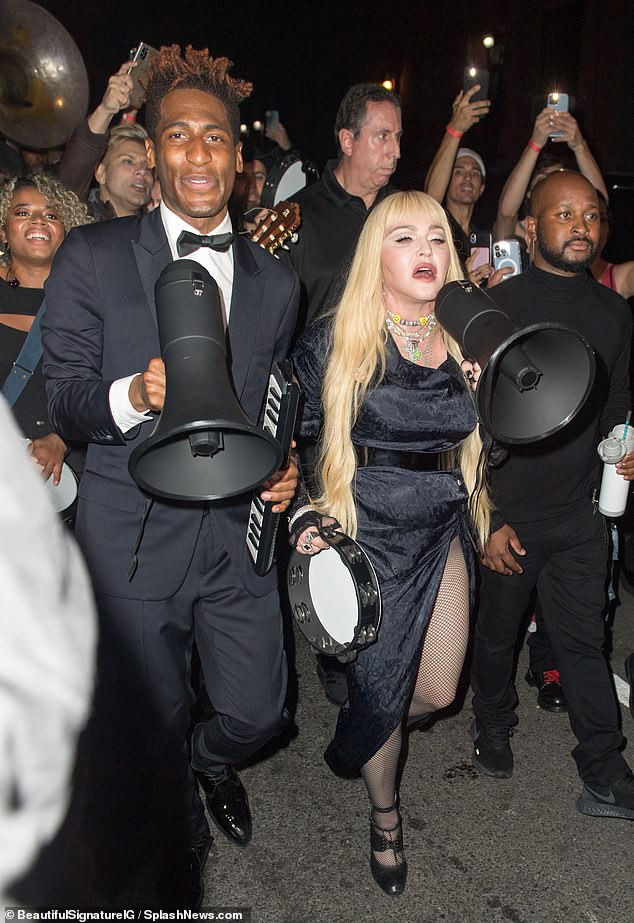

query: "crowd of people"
xmin=1 ymin=38 xmax=634 ymax=912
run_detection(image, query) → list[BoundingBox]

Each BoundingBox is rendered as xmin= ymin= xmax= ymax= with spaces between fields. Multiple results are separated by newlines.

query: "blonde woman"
xmin=289 ymin=190 xmax=491 ymax=895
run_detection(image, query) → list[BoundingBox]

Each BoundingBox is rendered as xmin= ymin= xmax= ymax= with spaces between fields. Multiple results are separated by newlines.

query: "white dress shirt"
xmin=109 ymin=204 xmax=235 ymax=434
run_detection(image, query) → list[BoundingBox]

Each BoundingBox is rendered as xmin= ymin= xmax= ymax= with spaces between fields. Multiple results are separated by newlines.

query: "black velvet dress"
xmin=292 ymin=320 xmax=478 ymax=773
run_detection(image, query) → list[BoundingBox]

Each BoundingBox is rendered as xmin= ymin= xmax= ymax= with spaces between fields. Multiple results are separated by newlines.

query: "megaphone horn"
xmin=435 ymin=280 xmax=596 ymax=445
xmin=128 ymin=260 xmax=283 ymax=501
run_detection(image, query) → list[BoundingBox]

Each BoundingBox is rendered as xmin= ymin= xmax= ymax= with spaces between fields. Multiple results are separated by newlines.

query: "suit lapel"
xmin=131 ymin=209 xmax=172 ymax=327
xmin=228 ymin=236 xmax=265 ymax=399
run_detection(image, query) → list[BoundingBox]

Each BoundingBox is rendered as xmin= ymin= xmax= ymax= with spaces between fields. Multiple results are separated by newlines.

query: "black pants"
xmin=472 ymin=504 xmax=627 ymax=787
xmin=527 ymin=597 xmax=557 ymax=673
xmin=86 ymin=512 xmax=287 ymax=862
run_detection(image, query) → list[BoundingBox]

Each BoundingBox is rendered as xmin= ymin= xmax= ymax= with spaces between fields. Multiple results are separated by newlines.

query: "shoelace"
xmin=543 ymin=669 xmax=561 ymax=684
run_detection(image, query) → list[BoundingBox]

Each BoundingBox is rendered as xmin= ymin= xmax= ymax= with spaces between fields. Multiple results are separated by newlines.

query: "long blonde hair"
xmin=313 ymin=190 xmax=492 ymax=547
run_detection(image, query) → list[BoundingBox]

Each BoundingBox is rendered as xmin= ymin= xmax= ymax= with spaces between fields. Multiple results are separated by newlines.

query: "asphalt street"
xmin=15 ymin=563 xmax=633 ymax=922
xmin=120 ymin=573 xmax=634 ymax=923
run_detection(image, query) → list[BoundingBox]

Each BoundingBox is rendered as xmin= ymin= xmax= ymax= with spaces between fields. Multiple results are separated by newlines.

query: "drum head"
xmin=309 ymin=549 xmax=359 ymax=645
xmin=272 ymin=161 xmax=307 ymax=204
xmin=287 ymin=531 xmax=382 ymax=656
xmin=261 ymin=155 xmax=319 ymax=208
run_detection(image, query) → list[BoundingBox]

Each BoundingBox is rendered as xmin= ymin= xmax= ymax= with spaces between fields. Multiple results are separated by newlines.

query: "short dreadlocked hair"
xmin=144 ymin=45 xmax=253 ymax=143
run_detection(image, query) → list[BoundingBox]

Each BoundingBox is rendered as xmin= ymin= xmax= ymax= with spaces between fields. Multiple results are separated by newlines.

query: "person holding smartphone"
xmin=492 ymin=104 xmax=608 ymax=242
xmin=58 ymin=59 xmax=154 ymax=221
xmin=424 ymin=83 xmax=508 ymax=288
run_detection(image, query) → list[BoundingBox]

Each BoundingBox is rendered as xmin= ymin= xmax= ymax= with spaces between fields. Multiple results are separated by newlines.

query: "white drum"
xmin=287 ymin=530 xmax=382 ymax=656
xmin=47 ymin=461 xmax=78 ymax=517
xmin=261 ymin=154 xmax=319 ymax=208
xmin=24 ymin=439 xmax=78 ymax=522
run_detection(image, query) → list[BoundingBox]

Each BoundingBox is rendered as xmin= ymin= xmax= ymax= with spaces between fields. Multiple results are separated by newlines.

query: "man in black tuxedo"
xmin=42 ymin=46 xmax=299 ymax=907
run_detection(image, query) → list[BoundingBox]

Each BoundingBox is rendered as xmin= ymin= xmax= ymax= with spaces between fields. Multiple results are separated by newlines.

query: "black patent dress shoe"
xmin=157 ymin=834 xmax=212 ymax=910
xmin=197 ymin=767 xmax=252 ymax=847
xmin=525 ymin=669 xmax=567 ymax=713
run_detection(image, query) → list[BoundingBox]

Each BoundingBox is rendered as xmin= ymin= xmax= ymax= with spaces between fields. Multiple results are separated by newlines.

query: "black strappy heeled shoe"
xmin=369 ymin=803 xmax=408 ymax=895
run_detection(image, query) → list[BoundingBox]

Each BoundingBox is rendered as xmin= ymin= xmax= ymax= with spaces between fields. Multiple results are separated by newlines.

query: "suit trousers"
xmin=472 ymin=504 xmax=628 ymax=787
xmin=89 ymin=508 xmax=287 ymax=847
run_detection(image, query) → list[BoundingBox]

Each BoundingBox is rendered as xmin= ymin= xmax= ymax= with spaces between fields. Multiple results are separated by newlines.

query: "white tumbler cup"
xmin=598 ymin=424 xmax=634 ymax=517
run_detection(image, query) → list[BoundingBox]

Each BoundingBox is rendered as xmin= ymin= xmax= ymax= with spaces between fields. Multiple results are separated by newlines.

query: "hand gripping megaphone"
xmin=129 ymin=260 xmax=283 ymax=501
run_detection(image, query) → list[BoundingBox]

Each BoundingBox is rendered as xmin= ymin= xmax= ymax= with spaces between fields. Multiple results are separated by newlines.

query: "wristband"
xmin=528 ymin=139 xmax=542 ymax=153
xmin=445 ymin=125 xmax=463 ymax=140
xmin=288 ymin=504 xmax=313 ymax=529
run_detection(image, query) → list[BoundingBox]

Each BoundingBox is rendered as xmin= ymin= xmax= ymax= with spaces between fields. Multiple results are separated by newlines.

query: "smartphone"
xmin=265 ymin=110 xmax=279 ymax=130
xmin=128 ymin=42 xmax=159 ymax=110
xmin=463 ymin=67 xmax=490 ymax=104
xmin=469 ymin=232 xmax=492 ymax=271
xmin=492 ymin=240 xmax=523 ymax=278
xmin=547 ymin=92 xmax=569 ymax=138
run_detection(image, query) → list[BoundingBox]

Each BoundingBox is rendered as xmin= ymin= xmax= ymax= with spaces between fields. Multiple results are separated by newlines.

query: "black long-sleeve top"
xmin=278 ymin=160 xmax=394 ymax=335
xmin=486 ymin=264 xmax=632 ymax=526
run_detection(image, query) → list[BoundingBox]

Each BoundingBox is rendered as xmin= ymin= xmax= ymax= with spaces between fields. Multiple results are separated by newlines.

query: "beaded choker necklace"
xmin=384 ymin=308 xmax=438 ymax=363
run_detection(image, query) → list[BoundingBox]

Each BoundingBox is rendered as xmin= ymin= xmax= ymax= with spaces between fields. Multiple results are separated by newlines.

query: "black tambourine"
xmin=287 ymin=527 xmax=382 ymax=658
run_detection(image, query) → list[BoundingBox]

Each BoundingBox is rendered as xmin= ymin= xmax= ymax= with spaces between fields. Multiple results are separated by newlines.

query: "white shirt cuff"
xmin=109 ymin=375 xmax=153 ymax=434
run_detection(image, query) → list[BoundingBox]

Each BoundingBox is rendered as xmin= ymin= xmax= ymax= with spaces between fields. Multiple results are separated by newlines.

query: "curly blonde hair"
xmin=314 ymin=190 xmax=493 ymax=548
xmin=0 ymin=174 xmax=91 ymax=265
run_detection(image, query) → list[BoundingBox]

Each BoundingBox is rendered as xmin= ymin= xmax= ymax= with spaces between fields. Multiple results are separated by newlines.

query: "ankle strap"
xmin=370 ymin=802 xmax=398 ymax=814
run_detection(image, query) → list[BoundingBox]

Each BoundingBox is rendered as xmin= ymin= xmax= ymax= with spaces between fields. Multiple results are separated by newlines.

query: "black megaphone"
xmin=435 ymin=280 xmax=595 ymax=444
xmin=128 ymin=260 xmax=283 ymax=500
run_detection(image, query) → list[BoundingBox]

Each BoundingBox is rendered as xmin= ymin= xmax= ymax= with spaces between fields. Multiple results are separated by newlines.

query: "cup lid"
xmin=598 ymin=436 xmax=626 ymax=463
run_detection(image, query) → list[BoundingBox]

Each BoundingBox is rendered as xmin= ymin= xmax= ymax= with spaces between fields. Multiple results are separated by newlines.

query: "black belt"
xmin=354 ymin=445 xmax=443 ymax=471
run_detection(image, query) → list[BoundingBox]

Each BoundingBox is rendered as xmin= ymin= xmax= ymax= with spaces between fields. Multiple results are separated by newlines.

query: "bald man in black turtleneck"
xmin=470 ymin=170 xmax=634 ymax=821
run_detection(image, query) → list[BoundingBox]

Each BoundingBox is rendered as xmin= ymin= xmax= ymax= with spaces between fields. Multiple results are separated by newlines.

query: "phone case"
xmin=463 ymin=67 xmax=490 ymax=103
xmin=129 ymin=44 xmax=159 ymax=110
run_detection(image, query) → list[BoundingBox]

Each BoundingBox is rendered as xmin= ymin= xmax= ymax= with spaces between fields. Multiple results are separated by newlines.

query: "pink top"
xmin=599 ymin=262 xmax=617 ymax=292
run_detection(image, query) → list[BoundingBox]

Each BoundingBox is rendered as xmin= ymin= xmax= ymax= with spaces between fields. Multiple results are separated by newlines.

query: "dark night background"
xmin=14 ymin=0 xmax=634 ymax=253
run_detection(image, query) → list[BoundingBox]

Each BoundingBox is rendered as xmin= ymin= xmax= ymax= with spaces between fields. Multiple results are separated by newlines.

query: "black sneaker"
xmin=576 ymin=771 xmax=634 ymax=820
xmin=471 ymin=718 xmax=513 ymax=778
xmin=315 ymin=654 xmax=349 ymax=706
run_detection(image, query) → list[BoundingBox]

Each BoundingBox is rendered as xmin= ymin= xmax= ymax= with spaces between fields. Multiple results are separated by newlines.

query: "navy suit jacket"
xmin=42 ymin=207 xmax=299 ymax=600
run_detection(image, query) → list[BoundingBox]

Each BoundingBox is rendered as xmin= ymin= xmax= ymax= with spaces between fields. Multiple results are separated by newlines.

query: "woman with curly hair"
xmin=290 ymin=189 xmax=491 ymax=895
xmin=0 ymin=173 xmax=91 ymax=510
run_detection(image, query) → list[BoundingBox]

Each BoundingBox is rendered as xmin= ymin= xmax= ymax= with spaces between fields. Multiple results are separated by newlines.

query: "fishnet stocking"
xmin=361 ymin=538 xmax=470 ymax=866
xmin=409 ymin=537 xmax=470 ymax=719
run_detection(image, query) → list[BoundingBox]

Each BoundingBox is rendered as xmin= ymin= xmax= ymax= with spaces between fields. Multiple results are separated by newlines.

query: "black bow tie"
xmin=176 ymin=230 xmax=234 ymax=257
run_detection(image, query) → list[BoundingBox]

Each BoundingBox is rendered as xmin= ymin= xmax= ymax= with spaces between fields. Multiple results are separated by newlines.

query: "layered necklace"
xmin=384 ymin=307 xmax=438 ymax=363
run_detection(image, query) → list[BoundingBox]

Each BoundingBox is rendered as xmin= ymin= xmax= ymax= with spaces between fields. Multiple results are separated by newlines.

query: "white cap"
xmin=456 ymin=147 xmax=486 ymax=180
